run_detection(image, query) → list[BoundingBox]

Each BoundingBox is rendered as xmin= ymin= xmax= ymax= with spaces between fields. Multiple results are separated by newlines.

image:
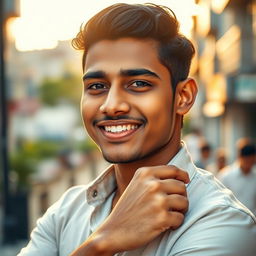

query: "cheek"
xmin=80 ymin=97 xmax=88 ymax=123
xmin=141 ymin=93 xmax=173 ymax=124
xmin=81 ymin=97 xmax=98 ymax=128
xmin=81 ymin=100 xmax=99 ymax=143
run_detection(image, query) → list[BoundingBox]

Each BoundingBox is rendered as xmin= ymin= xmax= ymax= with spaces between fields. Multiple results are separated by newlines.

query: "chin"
xmin=102 ymin=152 xmax=142 ymax=164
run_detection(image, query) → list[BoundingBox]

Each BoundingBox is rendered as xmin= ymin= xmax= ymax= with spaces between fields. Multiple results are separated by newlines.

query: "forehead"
xmin=84 ymin=37 xmax=167 ymax=74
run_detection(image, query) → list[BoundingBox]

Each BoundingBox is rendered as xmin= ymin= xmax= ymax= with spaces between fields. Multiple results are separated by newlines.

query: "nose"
xmin=99 ymin=87 xmax=130 ymax=116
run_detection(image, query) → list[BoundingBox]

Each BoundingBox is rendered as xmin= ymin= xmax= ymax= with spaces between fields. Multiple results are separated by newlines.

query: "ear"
xmin=175 ymin=78 xmax=198 ymax=115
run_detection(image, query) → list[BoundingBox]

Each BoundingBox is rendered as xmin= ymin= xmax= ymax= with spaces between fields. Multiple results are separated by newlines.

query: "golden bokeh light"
xmin=8 ymin=0 xmax=198 ymax=51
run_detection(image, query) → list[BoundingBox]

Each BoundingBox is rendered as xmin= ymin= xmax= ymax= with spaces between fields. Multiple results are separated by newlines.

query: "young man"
xmin=19 ymin=3 xmax=256 ymax=256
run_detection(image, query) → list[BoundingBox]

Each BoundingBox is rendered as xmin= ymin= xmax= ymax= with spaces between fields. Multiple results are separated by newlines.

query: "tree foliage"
xmin=39 ymin=73 xmax=82 ymax=106
xmin=10 ymin=140 xmax=64 ymax=190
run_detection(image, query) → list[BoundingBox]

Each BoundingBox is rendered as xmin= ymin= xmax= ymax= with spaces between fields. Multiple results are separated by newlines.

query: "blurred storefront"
xmin=192 ymin=0 xmax=256 ymax=161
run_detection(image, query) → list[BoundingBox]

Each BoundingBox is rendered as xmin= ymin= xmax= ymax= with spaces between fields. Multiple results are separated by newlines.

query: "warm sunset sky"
xmin=8 ymin=0 xmax=199 ymax=51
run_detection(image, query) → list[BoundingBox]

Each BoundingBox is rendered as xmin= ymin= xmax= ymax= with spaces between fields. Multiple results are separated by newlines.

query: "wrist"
xmin=70 ymin=231 xmax=115 ymax=256
xmin=91 ymin=233 xmax=115 ymax=256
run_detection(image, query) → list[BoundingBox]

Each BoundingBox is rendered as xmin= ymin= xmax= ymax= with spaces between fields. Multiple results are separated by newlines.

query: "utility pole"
xmin=0 ymin=0 xmax=14 ymax=244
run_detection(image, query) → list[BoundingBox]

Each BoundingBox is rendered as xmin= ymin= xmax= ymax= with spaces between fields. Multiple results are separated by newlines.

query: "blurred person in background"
xmin=18 ymin=3 xmax=256 ymax=256
xmin=218 ymin=139 xmax=256 ymax=215
xmin=57 ymin=148 xmax=74 ymax=171
xmin=195 ymin=141 xmax=213 ymax=169
xmin=183 ymin=127 xmax=204 ymax=163
xmin=207 ymin=147 xmax=227 ymax=176
xmin=57 ymin=148 xmax=75 ymax=187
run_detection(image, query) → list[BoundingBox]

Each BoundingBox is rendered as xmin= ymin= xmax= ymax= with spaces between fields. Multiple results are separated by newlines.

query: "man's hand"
xmin=70 ymin=165 xmax=189 ymax=256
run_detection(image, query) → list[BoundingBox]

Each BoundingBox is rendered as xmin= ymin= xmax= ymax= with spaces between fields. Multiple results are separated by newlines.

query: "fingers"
xmin=160 ymin=179 xmax=187 ymax=196
xmin=132 ymin=165 xmax=189 ymax=233
xmin=167 ymin=194 xmax=189 ymax=214
xmin=134 ymin=165 xmax=188 ymax=202
xmin=147 ymin=165 xmax=190 ymax=184
xmin=135 ymin=165 xmax=189 ymax=195
xmin=152 ymin=193 xmax=189 ymax=214
xmin=155 ymin=211 xmax=185 ymax=232
xmin=166 ymin=211 xmax=185 ymax=230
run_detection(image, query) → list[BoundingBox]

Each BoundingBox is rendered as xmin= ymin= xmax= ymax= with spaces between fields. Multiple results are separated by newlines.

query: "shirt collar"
xmin=168 ymin=141 xmax=196 ymax=182
xmin=86 ymin=141 xmax=196 ymax=206
xmin=87 ymin=164 xmax=116 ymax=206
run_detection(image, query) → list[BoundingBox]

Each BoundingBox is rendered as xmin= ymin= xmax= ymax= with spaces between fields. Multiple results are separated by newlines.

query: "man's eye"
xmin=88 ymin=83 xmax=107 ymax=90
xmin=85 ymin=83 xmax=108 ymax=95
xmin=129 ymin=80 xmax=152 ymax=90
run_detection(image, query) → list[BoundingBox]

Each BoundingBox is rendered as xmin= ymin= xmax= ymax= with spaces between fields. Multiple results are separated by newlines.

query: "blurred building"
xmin=192 ymin=0 xmax=256 ymax=161
xmin=2 ymin=1 xmax=84 ymax=243
xmin=6 ymin=40 xmax=82 ymax=151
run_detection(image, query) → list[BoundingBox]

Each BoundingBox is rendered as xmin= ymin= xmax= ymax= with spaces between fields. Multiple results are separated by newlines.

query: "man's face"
xmin=81 ymin=38 xmax=178 ymax=163
xmin=240 ymin=155 xmax=256 ymax=174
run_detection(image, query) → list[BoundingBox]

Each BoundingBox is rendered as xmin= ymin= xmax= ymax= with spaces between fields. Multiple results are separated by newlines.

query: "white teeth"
xmin=116 ymin=125 xmax=122 ymax=132
xmin=104 ymin=124 xmax=138 ymax=133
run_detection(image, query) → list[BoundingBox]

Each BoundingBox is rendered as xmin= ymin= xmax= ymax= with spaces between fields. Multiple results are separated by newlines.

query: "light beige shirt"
xmin=19 ymin=144 xmax=256 ymax=256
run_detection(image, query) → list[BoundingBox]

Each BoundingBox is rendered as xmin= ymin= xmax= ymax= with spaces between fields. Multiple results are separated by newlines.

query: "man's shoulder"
xmin=47 ymin=185 xmax=91 ymax=215
xmin=60 ymin=185 xmax=89 ymax=201
xmin=189 ymin=168 xmax=255 ymax=219
xmin=163 ymin=168 xmax=256 ymax=256
xmin=171 ymin=169 xmax=256 ymax=254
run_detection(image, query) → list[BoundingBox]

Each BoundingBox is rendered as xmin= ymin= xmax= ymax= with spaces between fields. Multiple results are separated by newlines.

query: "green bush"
xmin=39 ymin=74 xmax=82 ymax=106
xmin=10 ymin=140 xmax=64 ymax=189
xmin=10 ymin=138 xmax=98 ymax=189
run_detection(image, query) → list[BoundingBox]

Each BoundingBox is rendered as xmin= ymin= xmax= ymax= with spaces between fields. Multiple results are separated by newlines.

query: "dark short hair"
xmin=72 ymin=3 xmax=195 ymax=90
xmin=239 ymin=144 xmax=256 ymax=157
xmin=200 ymin=143 xmax=211 ymax=152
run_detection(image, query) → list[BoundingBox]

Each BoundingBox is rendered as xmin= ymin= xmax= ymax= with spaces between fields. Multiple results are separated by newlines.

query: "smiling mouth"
xmin=103 ymin=124 xmax=139 ymax=133
xmin=95 ymin=117 xmax=145 ymax=141
xmin=98 ymin=123 xmax=142 ymax=140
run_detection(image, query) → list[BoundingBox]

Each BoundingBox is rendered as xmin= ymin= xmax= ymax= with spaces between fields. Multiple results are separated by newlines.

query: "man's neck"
xmin=240 ymin=166 xmax=251 ymax=175
xmin=238 ymin=162 xmax=251 ymax=175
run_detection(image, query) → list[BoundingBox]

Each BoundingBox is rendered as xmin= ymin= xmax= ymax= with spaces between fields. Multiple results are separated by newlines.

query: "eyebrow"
xmin=83 ymin=68 xmax=160 ymax=81
xmin=120 ymin=69 xmax=160 ymax=79
xmin=83 ymin=71 xmax=106 ymax=81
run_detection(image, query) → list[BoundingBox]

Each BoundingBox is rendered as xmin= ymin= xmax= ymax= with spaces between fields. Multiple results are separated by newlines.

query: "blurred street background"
xmin=1 ymin=0 xmax=256 ymax=254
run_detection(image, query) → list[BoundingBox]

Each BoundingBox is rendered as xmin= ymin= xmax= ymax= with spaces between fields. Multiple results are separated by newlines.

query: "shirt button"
xmin=92 ymin=190 xmax=98 ymax=198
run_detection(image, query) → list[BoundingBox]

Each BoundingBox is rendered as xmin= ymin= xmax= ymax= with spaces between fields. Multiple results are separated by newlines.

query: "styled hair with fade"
xmin=72 ymin=3 xmax=195 ymax=90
